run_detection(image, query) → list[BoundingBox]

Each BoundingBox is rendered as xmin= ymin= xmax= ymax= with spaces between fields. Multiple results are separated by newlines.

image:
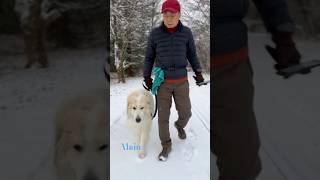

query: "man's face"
xmin=163 ymin=11 xmax=180 ymax=28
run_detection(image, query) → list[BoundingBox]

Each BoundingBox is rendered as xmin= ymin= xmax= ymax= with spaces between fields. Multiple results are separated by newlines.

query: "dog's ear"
xmin=143 ymin=105 xmax=152 ymax=119
xmin=127 ymin=101 xmax=132 ymax=119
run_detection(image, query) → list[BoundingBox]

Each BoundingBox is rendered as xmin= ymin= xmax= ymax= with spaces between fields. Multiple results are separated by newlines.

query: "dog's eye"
xmin=140 ymin=107 xmax=144 ymax=110
xmin=73 ymin=144 xmax=83 ymax=152
xmin=98 ymin=144 xmax=108 ymax=151
xmin=133 ymin=107 xmax=136 ymax=110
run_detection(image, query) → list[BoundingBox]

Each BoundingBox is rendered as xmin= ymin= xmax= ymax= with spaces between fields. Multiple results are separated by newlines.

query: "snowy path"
xmin=110 ymin=73 xmax=210 ymax=180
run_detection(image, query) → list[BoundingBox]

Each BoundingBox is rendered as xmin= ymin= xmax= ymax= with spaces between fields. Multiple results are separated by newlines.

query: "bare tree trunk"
xmin=114 ymin=40 xmax=124 ymax=83
xmin=117 ymin=45 xmax=126 ymax=84
xmin=117 ymin=67 xmax=125 ymax=83
xmin=113 ymin=30 xmax=126 ymax=83
xmin=150 ymin=1 xmax=156 ymax=29
xmin=118 ymin=37 xmax=129 ymax=83
xmin=111 ymin=10 xmax=125 ymax=83
xmin=24 ymin=0 xmax=48 ymax=69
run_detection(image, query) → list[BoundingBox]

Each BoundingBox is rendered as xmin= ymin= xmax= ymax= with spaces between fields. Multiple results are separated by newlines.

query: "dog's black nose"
xmin=136 ymin=117 xmax=141 ymax=123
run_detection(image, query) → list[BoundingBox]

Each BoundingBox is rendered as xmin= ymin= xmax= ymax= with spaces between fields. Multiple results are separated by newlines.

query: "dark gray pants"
xmin=157 ymin=81 xmax=192 ymax=146
xmin=212 ymin=58 xmax=262 ymax=180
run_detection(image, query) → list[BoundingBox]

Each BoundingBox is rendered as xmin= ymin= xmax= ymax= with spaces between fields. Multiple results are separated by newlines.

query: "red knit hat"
xmin=161 ymin=0 xmax=180 ymax=13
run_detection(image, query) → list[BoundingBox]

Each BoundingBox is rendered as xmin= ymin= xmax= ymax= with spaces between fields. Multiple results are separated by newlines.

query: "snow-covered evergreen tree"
xmin=111 ymin=0 xmax=161 ymax=82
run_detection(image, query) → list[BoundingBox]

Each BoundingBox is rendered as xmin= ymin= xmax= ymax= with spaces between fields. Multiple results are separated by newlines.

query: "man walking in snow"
xmin=212 ymin=0 xmax=301 ymax=179
xmin=143 ymin=0 xmax=204 ymax=161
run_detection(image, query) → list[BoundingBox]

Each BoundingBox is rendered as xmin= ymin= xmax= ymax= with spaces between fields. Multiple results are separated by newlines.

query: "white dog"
xmin=54 ymin=88 xmax=108 ymax=180
xmin=127 ymin=89 xmax=154 ymax=159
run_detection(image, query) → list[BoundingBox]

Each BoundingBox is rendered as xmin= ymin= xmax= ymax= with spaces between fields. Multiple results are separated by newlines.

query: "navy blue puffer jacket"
xmin=143 ymin=21 xmax=202 ymax=79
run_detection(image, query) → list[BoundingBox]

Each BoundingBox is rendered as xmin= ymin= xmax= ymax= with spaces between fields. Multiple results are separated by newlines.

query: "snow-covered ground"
xmin=0 ymin=47 xmax=107 ymax=180
xmin=110 ymin=73 xmax=210 ymax=180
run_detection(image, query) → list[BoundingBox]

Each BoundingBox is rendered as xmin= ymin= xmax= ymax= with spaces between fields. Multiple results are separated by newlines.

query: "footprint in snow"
xmin=188 ymin=127 xmax=197 ymax=141
xmin=182 ymin=142 xmax=195 ymax=162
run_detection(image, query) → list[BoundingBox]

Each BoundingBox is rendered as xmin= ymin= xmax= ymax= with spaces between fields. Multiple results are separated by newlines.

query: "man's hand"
xmin=193 ymin=72 xmax=204 ymax=86
xmin=143 ymin=77 xmax=153 ymax=91
xmin=266 ymin=31 xmax=301 ymax=71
